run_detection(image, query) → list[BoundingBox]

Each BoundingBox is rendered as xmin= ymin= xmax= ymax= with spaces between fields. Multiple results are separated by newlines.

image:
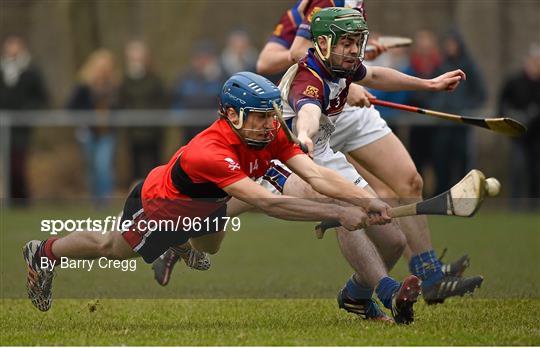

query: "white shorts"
xmin=313 ymin=143 xmax=368 ymax=188
xmin=330 ymin=105 xmax=392 ymax=154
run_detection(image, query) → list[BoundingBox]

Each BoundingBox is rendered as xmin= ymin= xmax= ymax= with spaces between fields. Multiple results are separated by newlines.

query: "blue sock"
xmin=344 ymin=275 xmax=373 ymax=301
xmin=409 ymin=250 xmax=443 ymax=288
xmin=375 ymin=276 xmax=400 ymax=309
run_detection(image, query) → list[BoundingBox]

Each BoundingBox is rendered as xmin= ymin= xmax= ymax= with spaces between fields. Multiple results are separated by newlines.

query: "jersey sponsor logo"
xmin=224 ymin=157 xmax=240 ymax=171
xmin=303 ymin=85 xmax=320 ymax=99
xmin=273 ymin=24 xmax=283 ymax=37
xmin=307 ymin=7 xmax=321 ymax=23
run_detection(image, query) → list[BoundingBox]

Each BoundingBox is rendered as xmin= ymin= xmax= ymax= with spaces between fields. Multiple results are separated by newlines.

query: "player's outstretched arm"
xmin=360 ymin=66 xmax=466 ymax=92
xmin=285 ymin=154 xmax=391 ymax=225
xmin=256 ymin=42 xmax=295 ymax=75
xmin=223 ymin=177 xmax=369 ymax=231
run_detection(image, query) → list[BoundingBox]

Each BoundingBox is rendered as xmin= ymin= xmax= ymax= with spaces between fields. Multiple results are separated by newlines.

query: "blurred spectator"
xmin=498 ymin=44 xmax=540 ymax=208
xmin=430 ymin=29 xmax=486 ymax=193
xmin=0 ymin=35 xmax=48 ymax=205
xmin=67 ymin=49 xmax=120 ymax=207
xmin=407 ymin=30 xmax=442 ymax=194
xmin=220 ymin=29 xmax=258 ymax=76
xmin=119 ymin=40 xmax=166 ymax=182
xmin=171 ymin=41 xmax=224 ymax=143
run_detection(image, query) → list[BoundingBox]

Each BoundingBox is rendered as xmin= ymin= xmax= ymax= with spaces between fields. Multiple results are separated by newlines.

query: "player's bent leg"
xmin=347 ymin=133 xmax=479 ymax=300
xmin=347 ymin=132 xmax=434 ymax=253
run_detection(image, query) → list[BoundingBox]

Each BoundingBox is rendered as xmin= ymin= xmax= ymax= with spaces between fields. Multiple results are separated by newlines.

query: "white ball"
xmin=485 ymin=177 xmax=501 ymax=197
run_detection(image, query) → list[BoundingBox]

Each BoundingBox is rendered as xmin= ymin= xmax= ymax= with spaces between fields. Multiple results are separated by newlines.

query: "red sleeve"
xmin=271 ymin=127 xmax=306 ymax=163
xmin=182 ymin=143 xmax=248 ymax=189
xmin=288 ymin=64 xmax=325 ymax=112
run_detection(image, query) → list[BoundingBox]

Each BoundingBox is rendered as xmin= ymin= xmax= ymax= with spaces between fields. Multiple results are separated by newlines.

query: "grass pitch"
xmin=1 ymin=205 xmax=539 ymax=345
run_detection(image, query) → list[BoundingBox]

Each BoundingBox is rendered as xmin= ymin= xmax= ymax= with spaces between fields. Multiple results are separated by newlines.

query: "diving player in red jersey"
xmin=23 ymin=72 xmax=392 ymax=312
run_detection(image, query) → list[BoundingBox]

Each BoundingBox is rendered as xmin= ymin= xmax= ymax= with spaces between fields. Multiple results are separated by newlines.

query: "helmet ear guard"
xmin=314 ymin=35 xmax=333 ymax=61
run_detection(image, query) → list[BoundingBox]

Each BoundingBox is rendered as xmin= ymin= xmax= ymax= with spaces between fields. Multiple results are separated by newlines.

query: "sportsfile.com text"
xmin=40 ymin=216 xmax=241 ymax=235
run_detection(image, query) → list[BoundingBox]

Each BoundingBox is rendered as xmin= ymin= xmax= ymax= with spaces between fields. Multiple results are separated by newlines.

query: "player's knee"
xmin=382 ymin=227 xmax=407 ymax=258
xmin=391 ymin=230 xmax=407 ymax=256
xmin=398 ymin=171 xmax=424 ymax=199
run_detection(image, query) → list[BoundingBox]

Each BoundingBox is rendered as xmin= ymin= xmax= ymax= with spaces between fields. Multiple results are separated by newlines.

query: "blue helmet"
xmin=219 ymin=72 xmax=282 ymax=148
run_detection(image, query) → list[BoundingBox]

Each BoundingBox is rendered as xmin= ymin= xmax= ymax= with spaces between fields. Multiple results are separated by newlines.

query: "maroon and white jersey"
xmin=279 ymin=48 xmax=366 ymax=150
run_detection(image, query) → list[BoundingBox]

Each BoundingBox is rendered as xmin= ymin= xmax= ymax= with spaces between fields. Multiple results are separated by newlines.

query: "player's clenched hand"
xmin=297 ymin=132 xmax=314 ymax=158
xmin=428 ymin=69 xmax=467 ymax=92
xmin=338 ymin=206 xmax=369 ymax=231
xmin=347 ymin=84 xmax=374 ymax=107
xmin=365 ymin=199 xmax=392 ymax=225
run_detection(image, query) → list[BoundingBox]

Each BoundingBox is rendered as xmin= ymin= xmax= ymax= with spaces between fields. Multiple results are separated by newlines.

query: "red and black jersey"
xmin=141 ymin=118 xmax=303 ymax=220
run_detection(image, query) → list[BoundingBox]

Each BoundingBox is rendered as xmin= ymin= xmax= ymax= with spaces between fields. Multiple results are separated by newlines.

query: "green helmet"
xmin=311 ymin=7 xmax=369 ymax=78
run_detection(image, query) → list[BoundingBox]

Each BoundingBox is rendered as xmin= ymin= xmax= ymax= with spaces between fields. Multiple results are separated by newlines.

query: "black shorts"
xmin=120 ymin=181 xmax=227 ymax=263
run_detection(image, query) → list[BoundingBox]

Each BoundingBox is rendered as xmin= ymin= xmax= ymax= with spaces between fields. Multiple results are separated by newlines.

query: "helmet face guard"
xmin=311 ymin=8 xmax=369 ymax=78
xmin=219 ymin=72 xmax=283 ymax=149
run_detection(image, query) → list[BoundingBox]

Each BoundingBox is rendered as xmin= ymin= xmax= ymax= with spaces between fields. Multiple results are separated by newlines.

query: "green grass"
xmin=1 ymin=206 xmax=539 ymax=345
xmin=1 ymin=298 xmax=538 ymax=345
